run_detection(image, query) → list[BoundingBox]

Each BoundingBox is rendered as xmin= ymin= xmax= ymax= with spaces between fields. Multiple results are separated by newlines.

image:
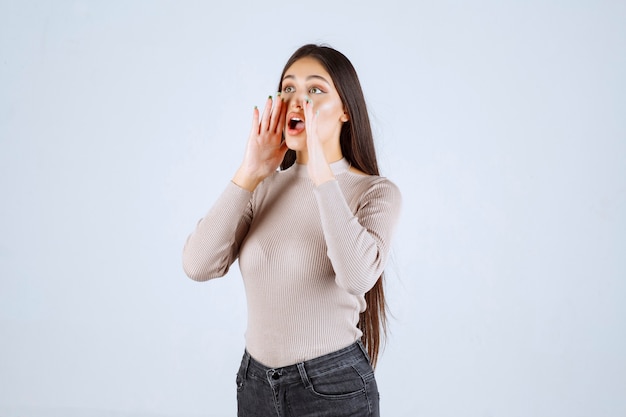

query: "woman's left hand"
xmin=303 ymin=97 xmax=335 ymax=186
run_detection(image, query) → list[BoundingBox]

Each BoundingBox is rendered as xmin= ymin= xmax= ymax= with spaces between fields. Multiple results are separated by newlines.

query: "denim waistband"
xmin=241 ymin=341 xmax=371 ymax=385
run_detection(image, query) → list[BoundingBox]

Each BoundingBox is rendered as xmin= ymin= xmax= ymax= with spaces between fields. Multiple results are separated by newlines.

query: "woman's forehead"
xmin=284 ymin=57 xmax=331 ymax=80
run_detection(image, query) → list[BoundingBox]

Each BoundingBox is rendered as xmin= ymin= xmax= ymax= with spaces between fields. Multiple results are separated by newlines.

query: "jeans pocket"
xmin=236 ymin=356 xmax=248 ymax=392
xmin=236 ymin=371 xmax=245 ymax=392
xmin=308 ymin=365 xmax=366 ymax=399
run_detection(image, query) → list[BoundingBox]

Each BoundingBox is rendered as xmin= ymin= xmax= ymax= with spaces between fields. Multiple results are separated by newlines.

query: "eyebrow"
xmin=282 ymin=74 xmax=331 ymax=84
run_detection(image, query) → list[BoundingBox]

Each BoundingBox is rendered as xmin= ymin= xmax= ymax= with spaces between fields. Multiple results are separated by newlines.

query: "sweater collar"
xmin=292 ymin=158 xmax=351 ymax=177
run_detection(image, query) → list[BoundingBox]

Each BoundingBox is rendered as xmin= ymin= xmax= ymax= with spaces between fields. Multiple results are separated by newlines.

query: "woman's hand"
xmin=233 ymin=95 xmax=288 ymax=191
xmin=303 ymin=97 xmax=335 ymax=186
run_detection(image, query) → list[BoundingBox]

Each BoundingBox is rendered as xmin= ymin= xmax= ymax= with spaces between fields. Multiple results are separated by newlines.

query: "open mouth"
xmin=289 ymin=117 xmax=304 ymax=130
xmin=287 ymin=117 xmax=305 ymax=134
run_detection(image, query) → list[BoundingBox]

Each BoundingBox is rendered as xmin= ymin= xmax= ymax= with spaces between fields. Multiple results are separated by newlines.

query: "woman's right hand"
xmin=232 ymin=95 xmax=288 ymax=191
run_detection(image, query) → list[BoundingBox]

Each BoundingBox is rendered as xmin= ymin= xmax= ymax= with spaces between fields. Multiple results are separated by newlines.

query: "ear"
xmin=340 ymin=111 xmax=349 ymax=123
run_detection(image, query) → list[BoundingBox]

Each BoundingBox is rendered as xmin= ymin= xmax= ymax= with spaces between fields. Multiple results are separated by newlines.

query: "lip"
xmin=287 ymin=111 xmax=305 ymax=122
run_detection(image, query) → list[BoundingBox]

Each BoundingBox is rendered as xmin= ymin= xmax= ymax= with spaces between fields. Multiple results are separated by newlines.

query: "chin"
xmin=285 ymin=135 xmax=306 ymax=151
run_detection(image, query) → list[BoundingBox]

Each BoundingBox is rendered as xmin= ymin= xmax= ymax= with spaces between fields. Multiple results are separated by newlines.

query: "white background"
xmin=1 ymin=1 xmax=624 ymax=416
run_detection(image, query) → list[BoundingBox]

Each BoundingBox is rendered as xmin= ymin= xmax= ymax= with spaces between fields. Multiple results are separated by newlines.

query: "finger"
xmin=268 ymin=93 xmax=283 ymax=133
xmin=272 ymin=95 xmax=288 ymax=135
xmin=303 ymin=96 xmax=315 ymax=129
xmin=260 ymin=96 xmax=273 ymax=132
xmin=250 ymin=105 xmax=260 ymax=136
xmin=278 ymin=139 xmax=289 ymax=156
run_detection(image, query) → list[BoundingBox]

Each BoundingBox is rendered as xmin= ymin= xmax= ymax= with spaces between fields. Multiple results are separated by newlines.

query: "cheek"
xmin=315 ymin=100 xmax=344 ymax=122
xmin=315 ymin=100 xmax=338 ymax=113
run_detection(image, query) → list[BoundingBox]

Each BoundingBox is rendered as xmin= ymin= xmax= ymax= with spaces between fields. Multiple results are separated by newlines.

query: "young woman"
xmin=182 ymin=44 xmax=401 ymax=417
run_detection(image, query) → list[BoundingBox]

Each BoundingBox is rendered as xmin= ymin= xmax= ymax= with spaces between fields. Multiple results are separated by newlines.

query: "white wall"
xmin=1 ymin=1 xmax=624 ymax=416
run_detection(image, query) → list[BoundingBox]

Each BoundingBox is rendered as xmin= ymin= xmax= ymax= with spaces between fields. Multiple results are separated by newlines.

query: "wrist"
xmin=232 ymin=166 xmax=264 ymax=191
xmin=313 ymin=173 xmax=335 ymax=187
xmin=309 ymin=164 xmax=335 ymax=187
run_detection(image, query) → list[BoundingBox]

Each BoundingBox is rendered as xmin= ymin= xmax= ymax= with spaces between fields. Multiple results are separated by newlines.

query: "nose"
xmin=291 ymin=97 xmax=302 ymax=110
xmin=288 ymin=91 xmax=307 ymax=110
xmin=290 ymin=98 xmax=303 ymax=110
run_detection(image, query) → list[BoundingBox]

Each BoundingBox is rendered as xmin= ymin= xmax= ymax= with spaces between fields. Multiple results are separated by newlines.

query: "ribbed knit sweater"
xmin=182 ymin=158 xmax=401 ymax=367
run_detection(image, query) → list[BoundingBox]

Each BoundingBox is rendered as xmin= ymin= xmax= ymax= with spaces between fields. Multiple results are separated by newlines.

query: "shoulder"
xmin=346 ymin=168 xmax=400 ymax=194
xmin=362 ymin=175 xmax=402 ymax=205
xmin=339 ymin=170 xmax=402 ymax=209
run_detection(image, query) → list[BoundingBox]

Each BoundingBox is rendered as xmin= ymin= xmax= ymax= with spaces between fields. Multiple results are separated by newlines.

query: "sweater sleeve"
xmin=182 ymin=181 xmax=253 ymax=281
xmin=313 ymin=177 xmax=402 ymax=295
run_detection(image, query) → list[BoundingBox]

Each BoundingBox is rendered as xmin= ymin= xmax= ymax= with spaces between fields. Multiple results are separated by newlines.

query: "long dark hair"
xmin=277 ymin=44 xmax=387 ymax=367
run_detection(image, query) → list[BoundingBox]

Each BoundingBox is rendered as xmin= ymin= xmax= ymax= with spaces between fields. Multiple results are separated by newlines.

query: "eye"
xmin=309 ymin=86 xmax=324 ymax=94
xmin=282 ymin=86 xmax=295 ymax=94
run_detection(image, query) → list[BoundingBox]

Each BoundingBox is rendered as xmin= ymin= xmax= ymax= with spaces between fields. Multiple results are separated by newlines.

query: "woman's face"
xmin=280 ymin=57 xmax=348 ymax=154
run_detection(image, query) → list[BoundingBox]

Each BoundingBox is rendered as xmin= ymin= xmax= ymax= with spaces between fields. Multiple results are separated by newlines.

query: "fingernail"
xmin=315 ymin=110 xmax=319 ymax=116
xmin=254 ymin=105 xmax=258 ymax=110
xmin=277 ymin=92 xmax=281 ymax=97
xmin=269 ymin=95 xmax=273 ymax=100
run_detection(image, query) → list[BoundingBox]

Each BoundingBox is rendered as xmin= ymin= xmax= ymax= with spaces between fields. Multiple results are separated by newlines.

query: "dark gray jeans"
xmin=236 ymin=341 xmax=380 ymax=417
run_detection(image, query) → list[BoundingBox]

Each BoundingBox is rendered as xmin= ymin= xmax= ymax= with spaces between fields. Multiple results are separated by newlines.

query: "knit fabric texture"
xmin=183 ymin=158 xmax=401 ymax=367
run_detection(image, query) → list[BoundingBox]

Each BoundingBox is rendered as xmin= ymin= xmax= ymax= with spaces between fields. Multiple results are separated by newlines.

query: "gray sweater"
xmin=183 ymin=158 xmax=401 ymax=367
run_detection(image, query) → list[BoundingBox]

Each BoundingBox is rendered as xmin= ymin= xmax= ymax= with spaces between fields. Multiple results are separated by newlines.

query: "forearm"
xmin=182 ymin=182 xmax=252 ymax=281
xmin=314 ymin=179 xmax=401 ymax=295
